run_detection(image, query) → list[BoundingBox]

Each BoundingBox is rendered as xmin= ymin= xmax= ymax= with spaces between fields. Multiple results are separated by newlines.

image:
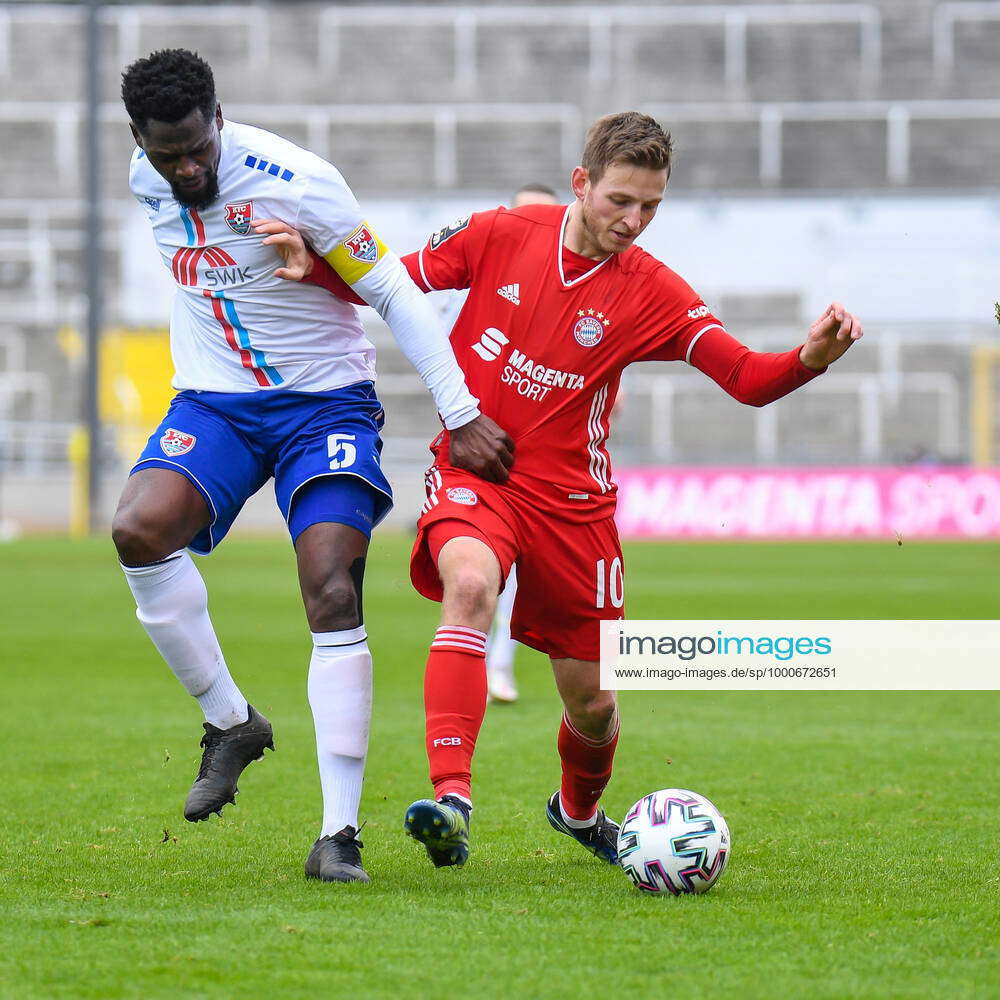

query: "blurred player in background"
xmin=258 ymin=111 xmax=862 ymax=873
xmin=112 ymin=49 xmax=510 ymax=884
xmin=512 ymin=182 xmax=559 ymax=207
xmin=485 ymin=182 xmax=560 ymax=704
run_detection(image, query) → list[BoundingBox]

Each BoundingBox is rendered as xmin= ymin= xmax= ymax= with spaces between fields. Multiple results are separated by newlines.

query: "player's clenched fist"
xmin=449 ymin=414 xmax=515 ymax=484
xmin=799 ymin=302 xmax=864 ymax=371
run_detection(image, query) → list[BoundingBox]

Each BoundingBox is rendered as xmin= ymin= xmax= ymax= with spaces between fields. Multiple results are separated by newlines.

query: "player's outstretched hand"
xmin=799 ymin=302 xmax=863 ymax=370
xmin=449 ymin=414 xmax=515 ymax=484
xmin=253 ymin=219 xmax=314 ymax=281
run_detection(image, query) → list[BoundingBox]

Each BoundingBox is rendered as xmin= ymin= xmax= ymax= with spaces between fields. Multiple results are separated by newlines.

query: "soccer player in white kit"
xmin=112 ymin=49 xmax=512 ymax=883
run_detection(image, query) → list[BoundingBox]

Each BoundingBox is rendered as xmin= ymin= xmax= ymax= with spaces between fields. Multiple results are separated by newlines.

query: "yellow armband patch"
xmin=324 ymin=222 xmax=387 ymax=285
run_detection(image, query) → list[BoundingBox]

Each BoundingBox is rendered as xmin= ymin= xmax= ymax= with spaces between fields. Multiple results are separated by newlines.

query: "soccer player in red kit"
xmin=256 ymin=111 xmax=863 ymax=870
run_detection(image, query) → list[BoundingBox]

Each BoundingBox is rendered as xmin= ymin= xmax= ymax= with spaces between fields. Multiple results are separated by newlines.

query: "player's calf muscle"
xmin=553 ymin=661 xmax=616 ymax=736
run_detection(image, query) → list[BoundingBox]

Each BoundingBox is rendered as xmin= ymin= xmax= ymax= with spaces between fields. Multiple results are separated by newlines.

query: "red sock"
xmin=424 ymin=626 xmax=488 ymax=802
xmin=558 ymin=711 xmax=620 ymax=821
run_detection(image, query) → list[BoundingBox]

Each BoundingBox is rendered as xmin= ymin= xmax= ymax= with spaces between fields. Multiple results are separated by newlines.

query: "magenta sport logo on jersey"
xmin=446 ymin=487 xmax=478 ymax=506
xmin=573 ymin=309 xmax=611 ymax=348
xmin=160 ymin=428 xmax=196 ymax=457
xmin=224 ymin=201 xmax=254 ymax=236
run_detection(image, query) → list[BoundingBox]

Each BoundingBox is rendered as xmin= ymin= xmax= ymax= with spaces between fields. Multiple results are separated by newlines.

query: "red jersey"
xmin=308 ymin=203 xmax=823 ymax=522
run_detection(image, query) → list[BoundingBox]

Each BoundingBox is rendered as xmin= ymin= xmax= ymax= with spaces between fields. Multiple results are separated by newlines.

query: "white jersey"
xmin=130 ymin=121 xmax=379 ymax=393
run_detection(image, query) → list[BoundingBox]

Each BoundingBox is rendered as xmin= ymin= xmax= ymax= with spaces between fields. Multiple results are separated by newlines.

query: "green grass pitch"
xmin=2 ymin=535 xmax=998 ymax=999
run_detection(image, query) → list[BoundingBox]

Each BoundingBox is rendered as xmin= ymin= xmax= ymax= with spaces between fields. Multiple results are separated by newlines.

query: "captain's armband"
xmin=324 ymin=222 xmax=388 ymax=285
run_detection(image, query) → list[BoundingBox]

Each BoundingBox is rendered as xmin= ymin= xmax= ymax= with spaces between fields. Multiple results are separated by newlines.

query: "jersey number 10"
xmin=595 ymin=557 xmax=624 ymax=610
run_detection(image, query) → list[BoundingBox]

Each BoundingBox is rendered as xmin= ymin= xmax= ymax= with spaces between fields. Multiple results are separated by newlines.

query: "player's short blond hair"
xmin=581 ymin=112 xmax=673 ymax=185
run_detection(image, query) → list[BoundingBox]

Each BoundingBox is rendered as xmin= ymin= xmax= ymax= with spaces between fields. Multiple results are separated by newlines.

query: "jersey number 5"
xmin=595 ymin=557 xmax=624 ymax=610
xmin=327 ymin=433 xmax=357 ymax=471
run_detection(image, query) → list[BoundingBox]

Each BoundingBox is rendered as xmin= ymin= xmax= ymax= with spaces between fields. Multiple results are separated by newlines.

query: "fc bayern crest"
xmin=446 ymin=487 xmax=478 ymax=506
xmin=160 ymin=428 xmax=196 ymax=457
xmin=345 ymin=225 xmax=379 ymax=263
xmin=573 ymin=309 xmax=610 ymax=348
xmin=225 ymin=201 xmax=254 ymax=236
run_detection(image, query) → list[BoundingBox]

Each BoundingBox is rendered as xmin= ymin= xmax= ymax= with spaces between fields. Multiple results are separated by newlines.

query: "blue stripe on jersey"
xmin=217 ymin=292 xmax=284 ymax=386
xmin=179 ymin=206 xmax=196 ymax=245
xmin=242 ymin=155 xmax=294 ymax=182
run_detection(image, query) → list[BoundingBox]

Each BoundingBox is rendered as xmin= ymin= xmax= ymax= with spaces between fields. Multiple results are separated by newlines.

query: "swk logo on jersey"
xmin=224 ymin=201 xmax=254 ymax=235
xmin=170 ymin=246 xmax=254 ymax=288
xmin=471 ymin=327 xmax=509 ymax=362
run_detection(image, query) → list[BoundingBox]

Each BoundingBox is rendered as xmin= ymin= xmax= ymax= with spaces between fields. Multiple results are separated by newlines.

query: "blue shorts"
xmin=132 ymin=383 xmax=393 ymax=554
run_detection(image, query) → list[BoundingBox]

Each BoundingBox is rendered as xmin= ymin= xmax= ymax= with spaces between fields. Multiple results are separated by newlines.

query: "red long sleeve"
xmin=304 ymin=241 xmax=824 ymax=409
xmin=303 ymin=248 xmax=425 ymax=305
xmin=688 ymin=328 xmax=825 ymax=407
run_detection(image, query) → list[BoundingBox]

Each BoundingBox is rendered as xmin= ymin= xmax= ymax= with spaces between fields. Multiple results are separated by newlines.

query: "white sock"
xmin=121 ymin=551 xmax=249 ymax=729
xmin=486 ymin=569 xmax=519 ymax=671
xmin=560 ymin=794 xmax=598 ymax=829
xmin=308 ymin=627 xmax=372 ymax=836
xmin=441 ymin=793 xmax=472 ymax=810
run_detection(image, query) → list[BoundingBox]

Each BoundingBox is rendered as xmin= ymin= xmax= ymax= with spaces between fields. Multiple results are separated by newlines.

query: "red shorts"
xmin=410 ymin=465 xmax=625 ymax=661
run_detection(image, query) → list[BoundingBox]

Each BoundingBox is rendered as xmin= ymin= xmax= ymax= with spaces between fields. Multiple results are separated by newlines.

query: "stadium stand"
xmin=0 ymin=0 xmax=998 ymax=530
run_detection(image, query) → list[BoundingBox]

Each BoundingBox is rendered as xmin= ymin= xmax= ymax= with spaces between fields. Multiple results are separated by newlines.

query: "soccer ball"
xmin=617 ymin=788 xmax=730 ymax=895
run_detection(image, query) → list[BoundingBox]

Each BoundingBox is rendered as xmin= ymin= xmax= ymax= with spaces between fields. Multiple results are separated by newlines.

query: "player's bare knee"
xmin=442 ymin=565 xmax=497 ymax=622
xmin=112 ymin=504 xmax=173 ymax=565
xmin=566 ymin=691 xmax=617 ymax=738
xmin=304 ymin=573 xmax=359 ymax=632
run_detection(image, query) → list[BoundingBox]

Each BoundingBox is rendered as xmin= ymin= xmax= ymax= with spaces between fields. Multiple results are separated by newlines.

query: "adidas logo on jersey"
xmin=497 ymin=283 xmax=520 ymax=306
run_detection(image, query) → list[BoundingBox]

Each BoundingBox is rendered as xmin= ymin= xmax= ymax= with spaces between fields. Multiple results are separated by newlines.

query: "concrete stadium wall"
xmin=2 ymin=1 xmax=1000 ymax=534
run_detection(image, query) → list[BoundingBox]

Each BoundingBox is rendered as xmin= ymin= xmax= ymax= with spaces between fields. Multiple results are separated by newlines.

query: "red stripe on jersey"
xmin=204 ymin=247 xmax=236 ymax=267
xmin=203 ymin=289 xmax=270 ymax=387
xmin=171 ymin=248 xmax=187 ymax=285
xmin=189 ymin=208 xmax=207 ymax=246
xmin=173 ymin=247 xmax=195 ymax=286
xmin=184 ymin=247 xmax=202 ymax=286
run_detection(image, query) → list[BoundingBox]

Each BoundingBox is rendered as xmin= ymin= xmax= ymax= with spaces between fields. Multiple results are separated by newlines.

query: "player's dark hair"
xmin=514 ymin=183 xmax=557 ymax=200
xmin=581 ymin=112 xmax=673 ymax=184
xmin=121 ymin=48 xmax=216 ymax=132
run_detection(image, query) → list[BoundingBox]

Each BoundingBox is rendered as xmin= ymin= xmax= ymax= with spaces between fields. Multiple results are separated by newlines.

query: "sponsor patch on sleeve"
xmin=429 ymin=215 xmax=471 ymax=250
xmin=324 ymin=222 xmax=388 ymax=284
